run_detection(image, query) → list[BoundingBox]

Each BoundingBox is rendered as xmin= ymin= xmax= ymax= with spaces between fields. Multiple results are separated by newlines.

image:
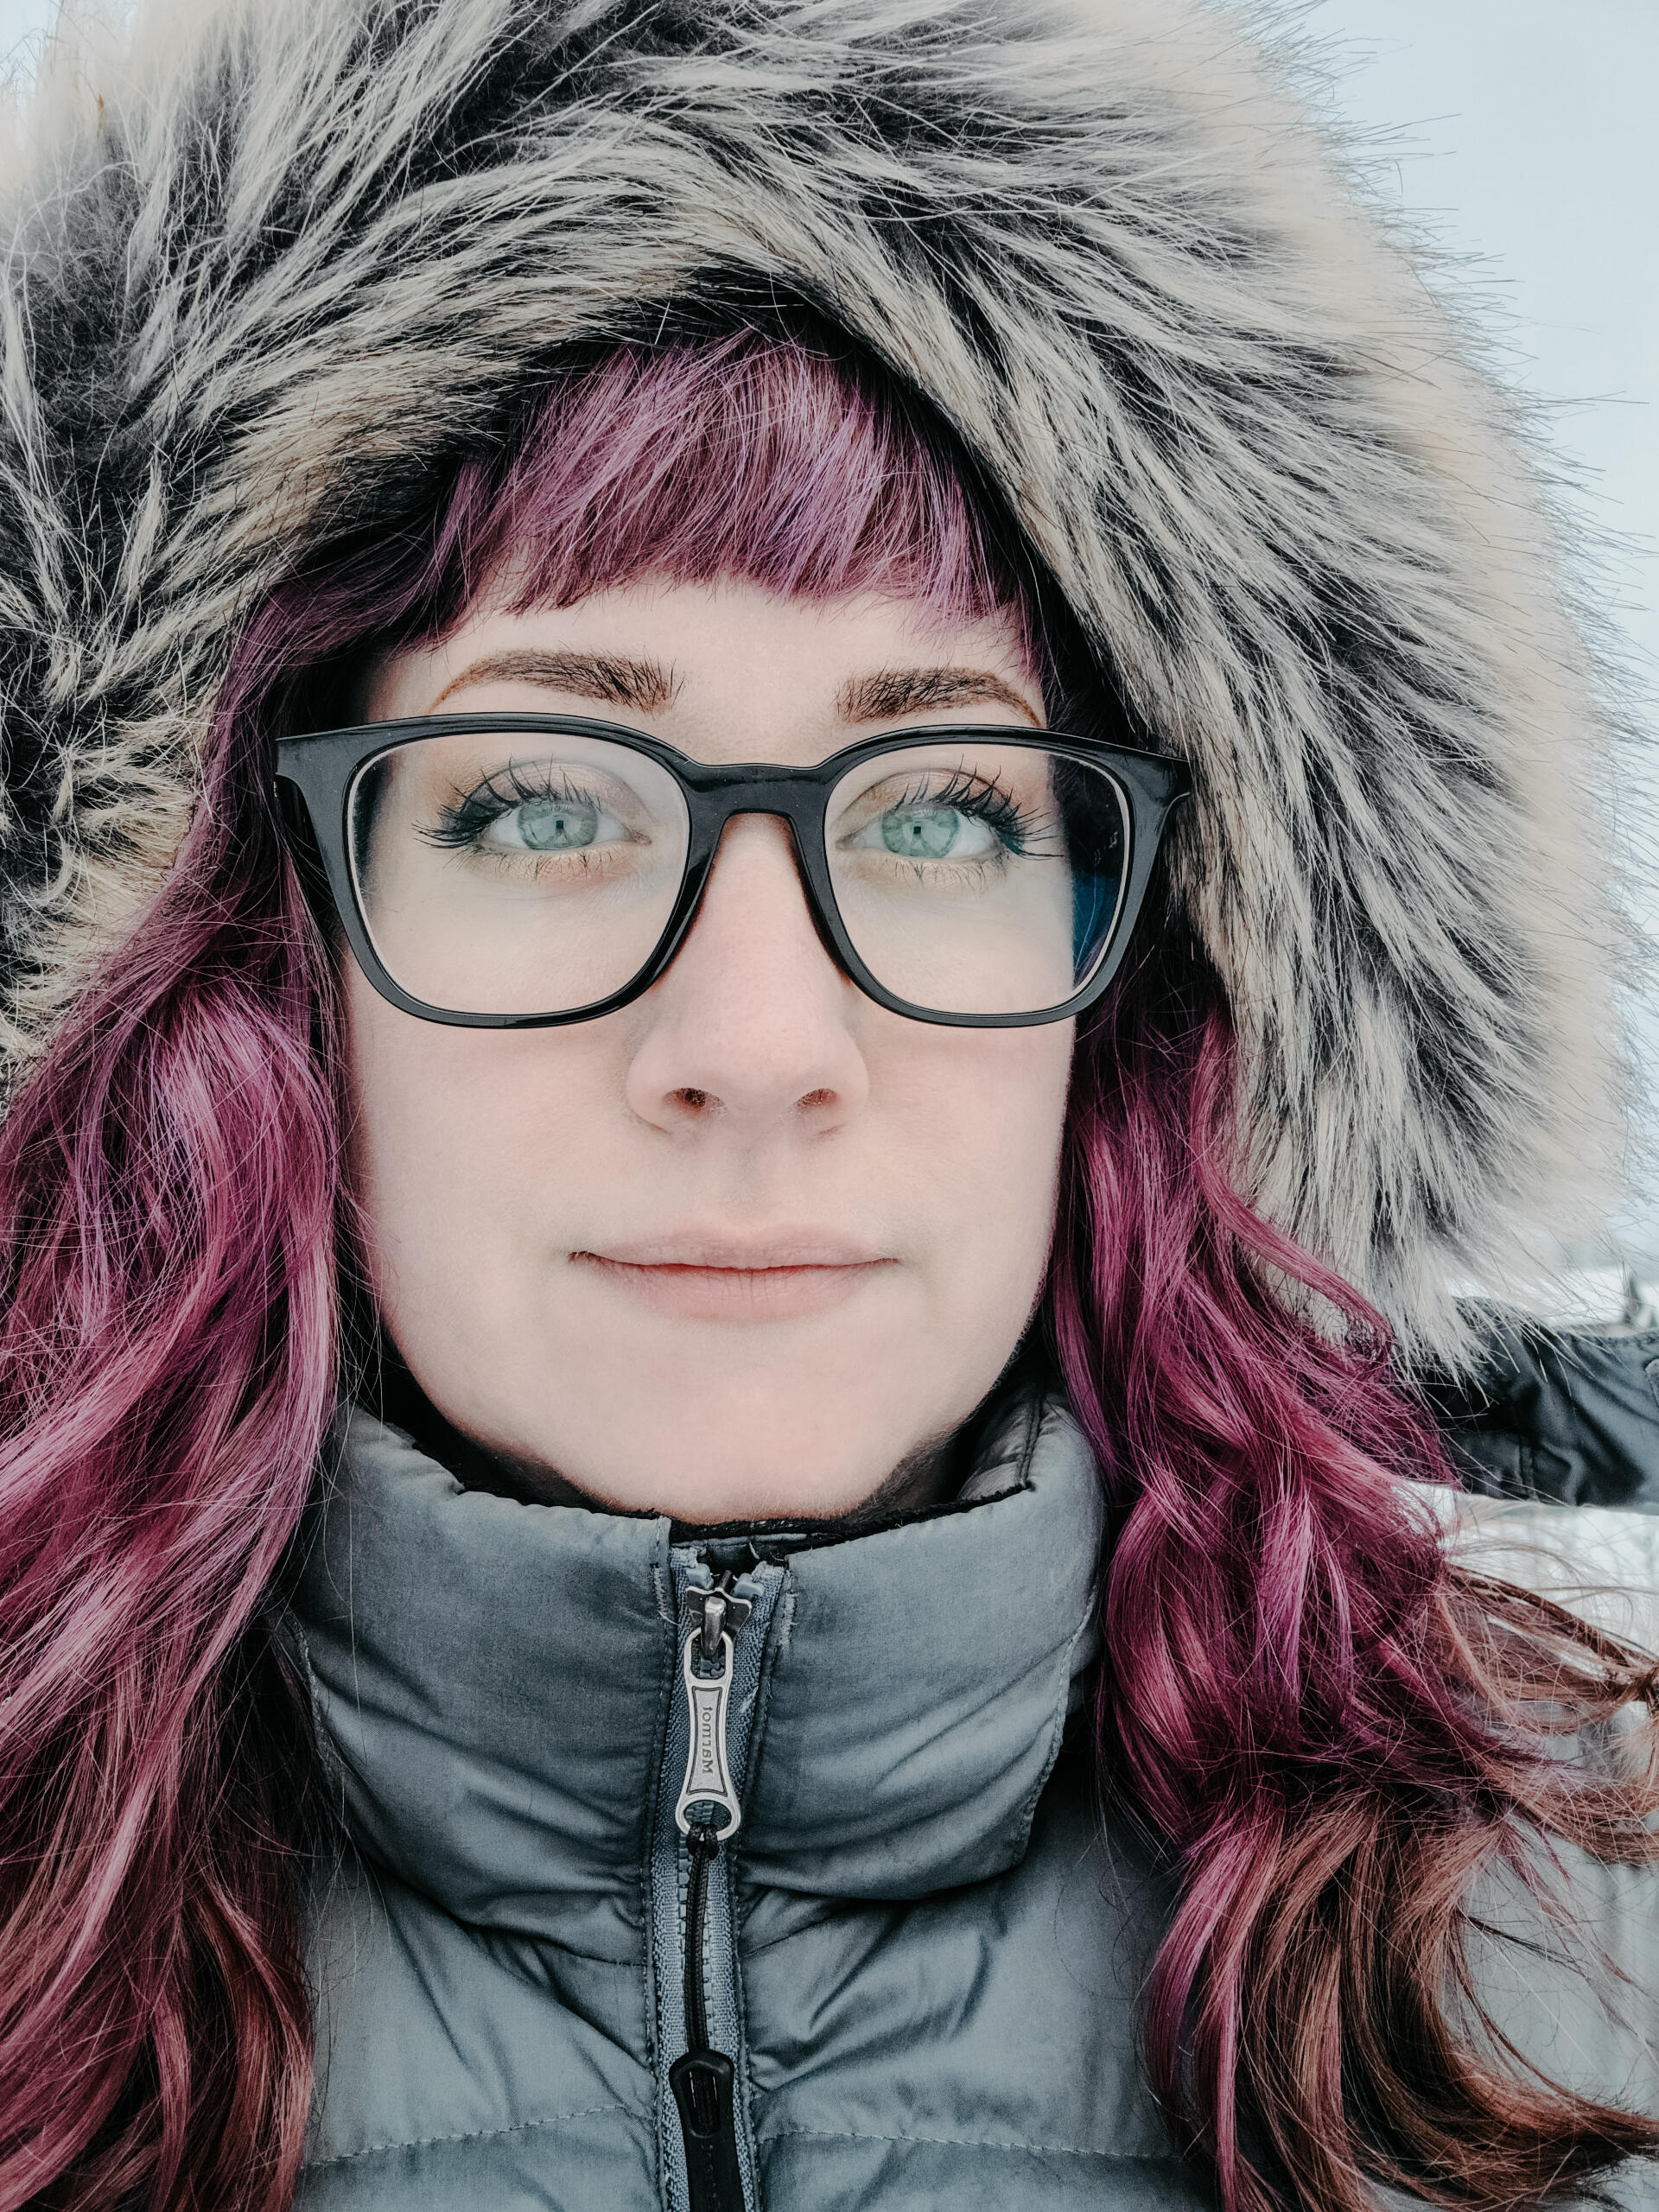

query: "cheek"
xmin=342 ymin=971 xmax=473 ymax=1300
xmin=340 ymin=966 xmax=603 ymax=1308
xmin=991 ymin=1026 xmax=1074 ymax=1242
xmin=894 ymin=1021 xmax=1074 ymax=1289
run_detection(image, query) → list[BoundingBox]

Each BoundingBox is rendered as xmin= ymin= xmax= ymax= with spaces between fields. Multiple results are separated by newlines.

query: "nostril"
xmin=796 ymin=1088 xmax=836 ymax=1116
xmin=672 ymin=1086 xmax=714 ymax=1114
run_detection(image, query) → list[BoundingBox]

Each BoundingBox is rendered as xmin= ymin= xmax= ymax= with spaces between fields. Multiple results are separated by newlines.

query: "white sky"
xmin=3 ymin=0 xmax=1658 ymax=1255
xmin=1304 ymin=1 xmax=1657 ymax=683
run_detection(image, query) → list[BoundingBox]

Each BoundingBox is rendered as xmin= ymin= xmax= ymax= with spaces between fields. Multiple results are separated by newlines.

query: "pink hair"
xmin=0 ymin=716 xmax=334 ymax=2208
xmin=1 ymin=333 xmax=1655 ymax=2212
xmin=1054 ymin=970 xmax=1659 ymax=2204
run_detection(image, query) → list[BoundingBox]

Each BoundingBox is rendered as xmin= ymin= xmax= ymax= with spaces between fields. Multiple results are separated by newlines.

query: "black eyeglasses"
xmin=274 ymin=715 xmax=1189 ymax=1029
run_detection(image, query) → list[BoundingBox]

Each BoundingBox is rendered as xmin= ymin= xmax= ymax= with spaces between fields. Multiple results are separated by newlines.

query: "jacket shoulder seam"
xmin=304 ymin=2101 xmax=644 ymax=2169
xmin=755 ymin=2121 xmax=1186 ymax=2162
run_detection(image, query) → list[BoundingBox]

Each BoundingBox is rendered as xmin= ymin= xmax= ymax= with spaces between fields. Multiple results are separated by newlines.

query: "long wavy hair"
xmin=1 ymin=332 xmax=1655 ymax=2212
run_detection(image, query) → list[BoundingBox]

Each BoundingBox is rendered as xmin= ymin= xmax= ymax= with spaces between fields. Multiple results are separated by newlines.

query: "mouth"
xmin=570 ymin=1234 xmax=896 ymax=1322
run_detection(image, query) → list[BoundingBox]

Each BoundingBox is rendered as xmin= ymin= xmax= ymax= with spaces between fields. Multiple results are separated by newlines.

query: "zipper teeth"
xmin=683 ymin=1825 xmax=719 ymax=2053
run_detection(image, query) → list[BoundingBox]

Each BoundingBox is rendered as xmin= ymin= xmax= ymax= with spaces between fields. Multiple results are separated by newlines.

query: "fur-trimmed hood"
xmin=0 ymin=0 xmax=1640 ymax=1369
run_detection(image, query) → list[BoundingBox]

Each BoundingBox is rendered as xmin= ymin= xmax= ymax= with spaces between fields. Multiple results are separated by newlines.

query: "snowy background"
xmin=3 ymin=0 xmax=1656 ymax=1294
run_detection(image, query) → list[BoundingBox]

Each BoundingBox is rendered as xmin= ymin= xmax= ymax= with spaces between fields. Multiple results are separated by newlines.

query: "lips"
xmin=581 ymin=1231 xmax=887 ymax=1269
xmin=570 ymin=1232 xmax=895 ymax=1322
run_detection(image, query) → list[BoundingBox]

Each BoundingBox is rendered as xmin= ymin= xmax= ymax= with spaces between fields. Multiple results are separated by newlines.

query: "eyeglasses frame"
xmin=273 ymin=713 xmax=1191 ymax=1030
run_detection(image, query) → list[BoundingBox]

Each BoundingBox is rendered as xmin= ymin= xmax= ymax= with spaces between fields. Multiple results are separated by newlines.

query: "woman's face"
xmin=346 ymin=578 xmax=1074 ymax=1522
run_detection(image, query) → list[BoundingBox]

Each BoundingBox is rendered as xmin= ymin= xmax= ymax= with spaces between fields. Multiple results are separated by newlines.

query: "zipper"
xmin=650 ymin=1555 xmax=784 ymax=2212
xmin=670 ymin=1585 xmax=747 ymax=2212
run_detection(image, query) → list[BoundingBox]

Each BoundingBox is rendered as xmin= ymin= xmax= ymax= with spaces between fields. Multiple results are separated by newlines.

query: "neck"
xmin=364 ymin=1332 xmax=1052 ymax=1524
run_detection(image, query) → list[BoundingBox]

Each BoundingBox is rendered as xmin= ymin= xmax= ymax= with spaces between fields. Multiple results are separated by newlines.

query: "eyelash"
xmin=881 ymin=771 xmax=1033 ymax=853
xmin=418 ymin=765 xmax=603 ymax=850
xmin=415 ymin=762 xmax=1035 ymax=855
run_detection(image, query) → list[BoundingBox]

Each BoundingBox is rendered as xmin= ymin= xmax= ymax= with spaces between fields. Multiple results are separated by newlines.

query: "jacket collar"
xmin=289 ymin=1393 xmax=1103 ymax=1938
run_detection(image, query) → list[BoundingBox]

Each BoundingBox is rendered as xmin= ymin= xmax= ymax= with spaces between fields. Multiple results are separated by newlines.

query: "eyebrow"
xmin=427 ymin=649 xmax=1039 ymax=728
xmin=429 ymin=649 xmax=680 ymax=713
xmin=836 ymin=666 xmax=1042 ymax=727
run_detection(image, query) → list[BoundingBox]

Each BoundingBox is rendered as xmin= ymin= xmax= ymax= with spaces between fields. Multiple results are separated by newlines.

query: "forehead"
xmin=363 ymin=579 xmax=1046 ymax=766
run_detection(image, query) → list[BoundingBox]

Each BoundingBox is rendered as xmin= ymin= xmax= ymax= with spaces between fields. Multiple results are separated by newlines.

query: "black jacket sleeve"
xmin=1424 ymin=1308 xmax=1659 ymax=1512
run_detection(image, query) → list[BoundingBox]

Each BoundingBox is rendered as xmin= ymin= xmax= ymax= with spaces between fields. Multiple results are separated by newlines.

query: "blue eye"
xmin=423 ymin=771 xmax=635 ymax=859
xmin=492 ymin=797 xmax=604 ymax=852
xmin=878 ymin=804 xmax=994 ymax=859
xmin=843 ymin=772 xmax=1028 ymax=864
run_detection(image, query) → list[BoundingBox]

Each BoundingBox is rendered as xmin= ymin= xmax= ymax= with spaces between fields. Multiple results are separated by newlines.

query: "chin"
xmin=506 ymin=1332 xmax=956 ymax=1523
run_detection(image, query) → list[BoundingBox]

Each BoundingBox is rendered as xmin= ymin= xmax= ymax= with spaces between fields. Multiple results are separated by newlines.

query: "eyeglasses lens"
xmin=346 ymin=731 xmax=1128 ymax=1020
xmin=348 ymin=730 xmax=692 ymax=1017
xmin=825 ymin=741 xmax=1128 ymax=1016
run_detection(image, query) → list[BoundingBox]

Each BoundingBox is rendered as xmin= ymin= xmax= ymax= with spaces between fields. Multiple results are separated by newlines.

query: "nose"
xmin=623 ymin=814 xmax=870 ymax=1138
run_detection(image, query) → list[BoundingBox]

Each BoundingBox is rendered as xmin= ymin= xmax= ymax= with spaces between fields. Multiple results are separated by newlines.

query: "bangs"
xmin=429 ymin=333 xmax=1044 ymax=677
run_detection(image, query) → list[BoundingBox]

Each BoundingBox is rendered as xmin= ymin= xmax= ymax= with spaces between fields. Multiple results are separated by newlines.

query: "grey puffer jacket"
xmin=289 ymin=1398 xmax=1659 ymax=2212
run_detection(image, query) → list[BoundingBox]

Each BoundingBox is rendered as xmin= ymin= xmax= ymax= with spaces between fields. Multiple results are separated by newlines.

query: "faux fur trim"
xmin=0 ymin=0 xmax=1643 ymax=1370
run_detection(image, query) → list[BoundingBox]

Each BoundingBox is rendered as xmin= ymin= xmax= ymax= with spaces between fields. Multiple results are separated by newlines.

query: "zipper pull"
xmin=670 ymin=2048 xmax=747 ymax=2212
xmin=674 ymin=1616 xmax=742 ymax=1840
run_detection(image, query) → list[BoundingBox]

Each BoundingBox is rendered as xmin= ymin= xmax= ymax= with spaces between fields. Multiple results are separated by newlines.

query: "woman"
xmin=1 ymin=3 xmax=1656 ymax=2210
